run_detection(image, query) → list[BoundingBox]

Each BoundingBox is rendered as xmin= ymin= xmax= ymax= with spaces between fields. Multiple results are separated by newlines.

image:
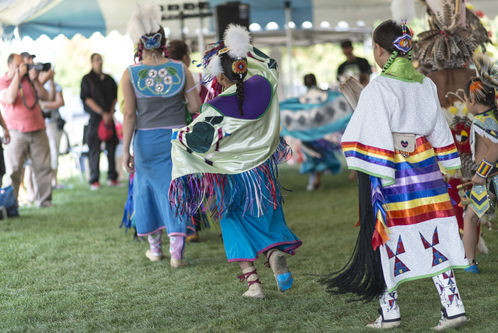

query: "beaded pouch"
xmin=393 ymin=133 xmax=416 ymax=153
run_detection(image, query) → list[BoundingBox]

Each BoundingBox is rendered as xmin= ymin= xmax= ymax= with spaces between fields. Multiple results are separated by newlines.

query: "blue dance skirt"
xmin=133 ymin=129 xmax=190 ymax=236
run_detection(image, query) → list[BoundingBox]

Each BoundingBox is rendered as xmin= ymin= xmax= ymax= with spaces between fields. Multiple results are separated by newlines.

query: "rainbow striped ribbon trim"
xmin=433 ymin=143 xmax=459 ymax=161
xmin=342 ymin=142 xmax=395 ymax=168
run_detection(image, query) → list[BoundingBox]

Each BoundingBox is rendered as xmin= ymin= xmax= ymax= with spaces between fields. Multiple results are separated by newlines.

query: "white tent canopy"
xmin=1 ymin=0 xmax=496 ymax=41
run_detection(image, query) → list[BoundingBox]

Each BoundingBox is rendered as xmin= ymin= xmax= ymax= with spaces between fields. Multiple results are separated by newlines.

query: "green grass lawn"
xmin=0 ymin=166 xmax=496 ymax=332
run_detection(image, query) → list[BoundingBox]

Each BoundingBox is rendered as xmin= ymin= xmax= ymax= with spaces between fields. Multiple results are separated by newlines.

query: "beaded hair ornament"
xmin=141 ymin=32 xmax=162 ymax=50
xmin=382 ymin=21 xmax=413 ymax=73
xmin=216 ymin=46 xmax=248 ymax=81
xmin=392 ymin=22 xmax=412 ymax=54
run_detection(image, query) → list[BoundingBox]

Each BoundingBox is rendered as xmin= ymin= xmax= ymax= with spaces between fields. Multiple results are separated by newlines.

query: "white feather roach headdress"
xmin=224 ymin=24 xmax=250 ymax=58
xmin=127 ymin=2 xmax=162 ymax=45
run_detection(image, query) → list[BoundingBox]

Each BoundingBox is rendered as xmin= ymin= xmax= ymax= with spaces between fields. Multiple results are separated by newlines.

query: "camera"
xmin=27 ymin=62 xmax=51 ymax=72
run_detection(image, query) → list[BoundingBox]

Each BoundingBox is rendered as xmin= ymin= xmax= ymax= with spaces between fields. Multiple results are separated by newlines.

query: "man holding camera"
xmin=0 ymin=53 xmax=52 ymax=207
xmin=80 ymin=53 xmax=119 ymax=190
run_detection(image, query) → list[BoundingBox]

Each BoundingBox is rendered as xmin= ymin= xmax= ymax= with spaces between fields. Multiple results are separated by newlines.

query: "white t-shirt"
xmin=43 ymin=81 xmax=62 ymax=123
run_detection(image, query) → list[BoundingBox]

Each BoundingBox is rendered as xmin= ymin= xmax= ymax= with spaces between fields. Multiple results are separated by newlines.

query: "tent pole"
xmin=197 ymin=10 xmax=205 ymax=53
xmin=180 ymin=11 xmax=185 ymax=41
xmin=284 ymin=1 xmax=294 ymax=97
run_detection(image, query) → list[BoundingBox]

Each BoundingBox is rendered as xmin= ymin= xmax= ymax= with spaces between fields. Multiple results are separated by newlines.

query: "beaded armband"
xmin=476 ymin=159 xmax=494 ymax=178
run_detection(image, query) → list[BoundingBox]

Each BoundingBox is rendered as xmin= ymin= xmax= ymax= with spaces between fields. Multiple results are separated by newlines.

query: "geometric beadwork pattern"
xmin=420 ymin=227 xmax=448 ymax=267
xmin=388 ymin=292 xmax=397 ymax=310
xmin=470 ymin=184 xmax=490 ymax=218
xmin=386 ymin=235 xmax=410 ymax=277
xmin=441 ymin=271 xmax=460 ymax=305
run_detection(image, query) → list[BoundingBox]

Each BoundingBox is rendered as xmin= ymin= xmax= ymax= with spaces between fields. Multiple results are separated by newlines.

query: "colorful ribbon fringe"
xmin=370 ymin=176 xmax=391 ymax=250
xmin=169 ymin=139 xmax=292 ymax=221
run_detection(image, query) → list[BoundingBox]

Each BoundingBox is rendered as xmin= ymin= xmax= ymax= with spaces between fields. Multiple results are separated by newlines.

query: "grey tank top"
xmin=128 ymin=60 xmax=187 ymax=129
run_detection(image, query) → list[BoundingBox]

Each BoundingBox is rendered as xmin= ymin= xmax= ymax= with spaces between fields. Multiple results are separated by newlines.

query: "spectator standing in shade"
xmin=80 ymin=53 xmax=119 ymax=190
xmin=39 ymin=70 xmax=65 ymax=188
xmin=337 ymin=40 xmax=372 ymax=86
xmin=0 ymin=53 xmax=52 ymax=207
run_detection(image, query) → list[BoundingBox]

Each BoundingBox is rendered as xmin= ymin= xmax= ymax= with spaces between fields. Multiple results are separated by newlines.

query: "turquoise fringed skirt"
xmin=219 ymin=160 xmax=302 ymax=262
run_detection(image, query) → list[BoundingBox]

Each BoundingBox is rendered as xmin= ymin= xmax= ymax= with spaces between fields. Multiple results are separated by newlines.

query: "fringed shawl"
xmin=170 ymin=139 xmax=291 ymax=220
xmin=169 ymin=46 xmax=287 ymax=219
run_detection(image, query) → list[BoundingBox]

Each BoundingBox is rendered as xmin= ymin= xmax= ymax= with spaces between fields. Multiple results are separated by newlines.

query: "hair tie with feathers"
xmin=469 ymin=79 xmax=485 ymax=100
xmin=472 ymin=52 xmax=498 ymax=90
xmin=467 ymin=53 xmax=497 ymax=106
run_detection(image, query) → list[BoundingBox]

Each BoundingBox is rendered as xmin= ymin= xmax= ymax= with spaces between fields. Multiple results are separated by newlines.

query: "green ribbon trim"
xmin=382 ymin=57 xmax=424 ymax=84
xmin=386 ymin=264 xmax=470 ymax=292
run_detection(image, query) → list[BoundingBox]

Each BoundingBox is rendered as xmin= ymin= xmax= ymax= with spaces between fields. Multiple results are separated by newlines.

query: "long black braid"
xmin=235 ymin=80 xmax=245 ymax=116
xmin=220 ymin=53 xmax=248 ymax=116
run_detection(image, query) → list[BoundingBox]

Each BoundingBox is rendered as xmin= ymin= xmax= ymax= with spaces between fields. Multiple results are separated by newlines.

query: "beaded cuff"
xmin=476 ymin=159 xmax=494 ymax=178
